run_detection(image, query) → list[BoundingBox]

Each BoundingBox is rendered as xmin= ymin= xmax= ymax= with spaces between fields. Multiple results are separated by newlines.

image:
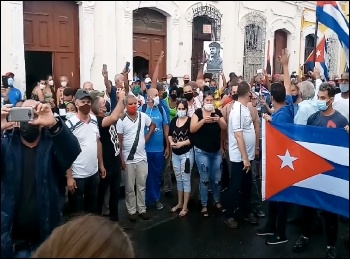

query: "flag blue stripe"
xmin=320 ymin=62 xmax=329 ymax=81
xmin=317 ymin=8 xmax=349 ymax=48
xmin=270 ymin=122 xmax=349 ymax=148
xmin=269 ymin=186 xmax=349 ymax=218
xmin=323 ymin=160 xmax=349 ymax=181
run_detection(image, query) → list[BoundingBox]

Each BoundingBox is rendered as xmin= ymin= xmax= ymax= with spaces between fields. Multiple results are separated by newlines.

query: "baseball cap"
xmin=145 ymin=77 xmax=152 ymax=84
xmin=5 ymin=72 xmax=14 ymax=77
xmin=75 ymin=89 xmax=92 ymax=100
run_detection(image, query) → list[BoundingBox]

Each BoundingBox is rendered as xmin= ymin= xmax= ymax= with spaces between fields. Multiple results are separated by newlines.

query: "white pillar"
xmin=8 ymin=1 xmax=26 ymax=95
xmin=78 ymin=1 xmax=95 ymax=87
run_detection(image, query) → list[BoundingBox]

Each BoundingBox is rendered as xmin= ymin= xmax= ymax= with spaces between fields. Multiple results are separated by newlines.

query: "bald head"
xmin=83 ymin=82 xmax=94 ymax=92
xmin=146 ymin=88 xmax=158 ymax=104
xmin=22 ymin=99 xmax=37 ymax=107
xmin=115 ymin=74 xmax=124 ymax=88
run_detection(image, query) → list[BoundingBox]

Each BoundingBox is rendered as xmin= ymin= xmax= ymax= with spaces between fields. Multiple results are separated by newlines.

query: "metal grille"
xmin=304 ymin=34 xmax=316 ymax=74
xmin=242 ymin=12 xmax=266 ymax=81
xmin=326 ymin=32 xmax=339 ymax=79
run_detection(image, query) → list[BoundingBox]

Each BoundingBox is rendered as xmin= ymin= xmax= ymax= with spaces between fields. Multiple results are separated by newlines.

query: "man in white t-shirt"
xmin=117 ymin=95 xmax=155 ymax=221
xmin=66 ymin=89 xmax=106 ymax=214
xmin=225 ymin=81 xmax=256 ymax=229
xmin=333 ymin=72 xmax=349 ymax=122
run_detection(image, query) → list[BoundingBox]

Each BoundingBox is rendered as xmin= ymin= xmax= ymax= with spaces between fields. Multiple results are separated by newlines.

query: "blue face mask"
xmin=8 ymin=78 xmax=14 ymax=86
xmin=316 ymin=99 xmax=329 ymax=111
xmin=210 ymin=86 xmax=216 ymax=92
xmin=146 ymin=84 xmax=151 ymax=90
xmin=292 ymin=95 xmax=299 ymax=103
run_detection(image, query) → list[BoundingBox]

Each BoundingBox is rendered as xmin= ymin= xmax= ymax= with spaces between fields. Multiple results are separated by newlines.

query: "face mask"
xmin=339 ymin=83 xmax=349 ymax=93
xmin=132 ymin=85 xmax=140 ymax=96
xmin=170 ymin=93 xmax=177 ymax=100
xmin=203 ymin=103 xmax=214 ymax=112
xmin=251 ymin=86 xmax=255 ymax=92
xmin=66 ymin=112 xmax=76 ymax=119
xmin=146 ymin=84 xmax=151 ymax=90
xmin=166 ymin=79 xmax=171 ymax=85
xmin=205 ymin=82 xmax=210 ymax=87
xmin=292 ymin=95 xmax=299 ymax=103
xmin=177 ymin=110 xmax=186 ymax=118
xmin=316 ymin=99 xmax=329 ymax=111
xmin=8 ymin=78 xmax=14 ymax=86
xmin=162 ymin=92 xmax=168 ymax=99
xmin=48 ymin=80 xmax=54 ymax=86
xmin=126 ymin=106 xmax=137 ymax=115
xmin=232 ymin=93 xmax=238 ymax=101
xmin=39 ymin=84 xmax=45 ymax=90
xmin=210 ymin=86 xmax=216 ymax=92
xmin=78 ymin=103 xmax=91 ymax=115
xmin=152 ymin=96 xmax=160 ymax=106
xmin=184 ymin=79 xmax=190 ymax=84
xmin=163 ymin=81 xmax=167 ymax=85
xmin=255 ymin=86 xmax=260 ymax=92
xmin=184 ymin=93 xmax=194 ymax=101
xmin=61 ymin=81 xmax=67 ymax=87
xmin=20 ymin=122 xmax=40 ymax=143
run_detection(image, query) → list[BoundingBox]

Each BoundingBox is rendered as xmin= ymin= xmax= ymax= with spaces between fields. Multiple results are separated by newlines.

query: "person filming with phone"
xmin=1 ymin=100 xmax=81 ymax=258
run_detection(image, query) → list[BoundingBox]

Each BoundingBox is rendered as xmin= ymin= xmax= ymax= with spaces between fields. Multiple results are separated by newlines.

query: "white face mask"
xmin=166 ymin=79 xmax=171 ymax=85
xmin=177 ymin=110 xmax=186 ymax=118
xmin=39 ymin=84 xmax=45 ymax=90
xmin=48 ymin=80 xmax=54 ymax=86
xmin=203 ymin=103 xmax=214 ymax=112
xmin=65 ymin=112 xmax=76 ymax=119
xmin=339 ymin=83 xmax=349 ymax=93
xmin=205 ymin=82 xmax=210 ymax=87
xmin=152 ymin=96 xmax=160 ymax=106
xmin=61 ymin=81 xmax=67 ymax=87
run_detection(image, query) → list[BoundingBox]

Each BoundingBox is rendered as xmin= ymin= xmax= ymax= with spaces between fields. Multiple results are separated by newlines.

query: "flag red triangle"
xmin=305 ymin=37 xmax=326 ymax=63
xmin=265 ymin=123 xmax=334 ymax=199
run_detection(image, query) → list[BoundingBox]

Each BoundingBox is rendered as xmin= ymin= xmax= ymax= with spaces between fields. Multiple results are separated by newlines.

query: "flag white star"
xmin=316 ymin=50 xmax=321 ymax=57
xmin=277 ymin=149 xmax=298 ymax=170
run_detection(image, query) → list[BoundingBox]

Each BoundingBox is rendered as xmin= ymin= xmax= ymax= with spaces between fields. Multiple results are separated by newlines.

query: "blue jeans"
xmin=172 ymin=149 xmax=194 ymax=193
xmin=194 ymin=147 xmax=222 ymax=207
xmin=146 ymin=152 xmax=164 ymax=205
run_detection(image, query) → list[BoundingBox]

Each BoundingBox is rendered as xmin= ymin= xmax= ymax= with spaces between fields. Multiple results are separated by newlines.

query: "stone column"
xmin=9 ymin=1 xmax=26 ymax=94
xmin=78 ymin=1 xmax=95 ymax=86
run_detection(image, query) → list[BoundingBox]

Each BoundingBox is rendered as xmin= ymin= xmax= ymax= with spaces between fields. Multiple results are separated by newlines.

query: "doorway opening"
xmin=25 ymin=51 xmax=52 ymax=99
xmin=133 ymin=56 xmax=149 ymax=80
xmin=304 ymin=34 xmax=316 ymax=74
xmin=273 ymin=29 xmax=288 ymax=75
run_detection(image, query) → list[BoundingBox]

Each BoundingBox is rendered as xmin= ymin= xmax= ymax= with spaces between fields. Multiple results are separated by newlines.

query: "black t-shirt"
xmin=192 ymin=109 xmax=222 ymax=153
xmin=307 ymin=110 xmax=348 ymax=128
xmin=12 ymin=144 xmax=40 ymax=242
xmin=97 ymin=117 xmax=120 ymax=171
xmin=169 ymin=116 xmax=192 ymax=155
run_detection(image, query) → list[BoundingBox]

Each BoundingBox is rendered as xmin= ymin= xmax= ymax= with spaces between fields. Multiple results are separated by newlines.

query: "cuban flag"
xmin=316 ymin=1 xmax=349 ymax=69
xmin=305 ymin=36 xmax=329 ymax=81
xmin=262 ymin=121 xmax=349 ymax=218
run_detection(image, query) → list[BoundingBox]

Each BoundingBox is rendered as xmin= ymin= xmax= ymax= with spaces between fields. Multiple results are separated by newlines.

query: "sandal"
xmin=201 ymin=208 xmax=209 ymax=218
xmin=170 ymin=205 xmax=182 ymax=213
xmin=179 ymin=209 xmax=188 ymax=217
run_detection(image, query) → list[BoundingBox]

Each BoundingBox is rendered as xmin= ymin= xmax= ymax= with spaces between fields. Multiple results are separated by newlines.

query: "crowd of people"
xmin=1 ymin=48 xmax=349 ymax=258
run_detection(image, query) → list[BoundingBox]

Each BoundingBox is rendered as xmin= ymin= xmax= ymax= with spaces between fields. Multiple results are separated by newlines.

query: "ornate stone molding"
xmin=239 ymin=11 xmax=267 ymax=34
xmin=78 ymin=1 xmax=96 ymax=84
xmin=270 ymin=18 xmax=296 ymax=40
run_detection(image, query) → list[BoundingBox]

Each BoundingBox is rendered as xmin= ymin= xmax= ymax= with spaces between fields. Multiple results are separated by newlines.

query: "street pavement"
xmin=118 ymin=190 xmax=349 ymax=258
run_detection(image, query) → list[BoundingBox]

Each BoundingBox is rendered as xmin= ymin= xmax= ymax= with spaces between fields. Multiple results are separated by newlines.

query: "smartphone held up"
xmin=7 ymin=107 xmax=35 ymax=122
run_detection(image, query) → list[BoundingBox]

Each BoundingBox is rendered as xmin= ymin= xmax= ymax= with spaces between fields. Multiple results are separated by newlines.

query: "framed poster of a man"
xmin=203 ymin=41 xmax=223 ymax=74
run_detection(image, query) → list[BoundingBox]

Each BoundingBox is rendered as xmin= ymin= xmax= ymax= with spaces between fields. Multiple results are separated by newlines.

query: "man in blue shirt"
xmin=5 ymin=72 xmax=22 ymax=106
xmin=139 ymin=87 xmax=170 ymax=210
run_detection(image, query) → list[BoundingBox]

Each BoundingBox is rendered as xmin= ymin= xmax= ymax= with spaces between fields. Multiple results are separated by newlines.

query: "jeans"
xmin=301 ymin=206 xmax=338 ymax=246
xmin=265 ymin=201 xmax=289 ymax=238
xmin=146 ymin=152 xmax=164 ymax=205
xmin=194 ymin=147 xmax=222 ymax=207
xmin=98 ymin=158 xmax=121 ymax=221
xmin=225 ymin=161 xmax=252 ymax=219
xmin=68 ymin=172 xmax=100 ymax=214
xmin=251 ymin=160 xmax=262 ymax=212
xmin=172 ymin=149 xmax=194 ymax=193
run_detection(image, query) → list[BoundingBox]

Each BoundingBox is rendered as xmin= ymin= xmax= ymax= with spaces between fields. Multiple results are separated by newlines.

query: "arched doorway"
xmin=273 ymin=29 xmax=288 ymax=75
xmin=190 ymin=4 xmax=222 ymax=81
xmin=23 ymin=1 xmax=80 ymax=96
xmin=304 ymin=34 xmax=316 ymax=74
xmin=133 ymin=8 xmax=166 ymax=80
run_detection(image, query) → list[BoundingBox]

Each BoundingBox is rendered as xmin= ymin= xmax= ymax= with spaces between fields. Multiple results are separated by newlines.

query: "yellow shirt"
xmin=214 ymin=89 xmax=222 ymax=109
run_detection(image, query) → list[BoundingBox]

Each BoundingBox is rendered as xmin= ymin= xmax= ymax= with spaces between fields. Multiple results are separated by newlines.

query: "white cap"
xmin=145 ymin=77 xmax=152 ymax=84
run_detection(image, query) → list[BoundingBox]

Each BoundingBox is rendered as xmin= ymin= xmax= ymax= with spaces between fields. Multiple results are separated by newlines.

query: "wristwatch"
xmin=48 ymin=117 xmax=62 ymax=135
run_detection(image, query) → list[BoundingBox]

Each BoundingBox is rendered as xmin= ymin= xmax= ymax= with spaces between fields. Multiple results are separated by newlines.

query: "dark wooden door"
xmin=23 ymin=1 xmax=80 ymax=89
xmin=273 ymin=30 xmax=288 ymax=75
xmin=150 ymin=36 xmax=166 ymax=78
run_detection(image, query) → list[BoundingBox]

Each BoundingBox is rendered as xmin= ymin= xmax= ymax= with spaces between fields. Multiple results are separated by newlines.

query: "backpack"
xmin=141 ymin=103 xmax=166 ymax=122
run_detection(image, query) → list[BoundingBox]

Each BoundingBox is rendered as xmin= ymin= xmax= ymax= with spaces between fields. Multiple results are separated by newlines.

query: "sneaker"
xmin=292 ymin=235 xmax=310 ymax=253
xmin=266 ymin=234 xmax=288 ymax=245
xmin=155 ymin=201 xmax=164 ymax=210
xmin=224 ymin=218 xmax=238 ymax=229
xmin=255 ymin=210 xmax=265 ymax=218
xmin=256 ymin=227 xmax=274 ymax=236
xmin=244 ymin=213 xmax=258 ymax=224
xmin=128 ymin=213 xmax=137 ymax=222
xmin=326 ymin=246 xmax=336 ymax=258
xmin=139 ymin=212 xmax=151 ymax=220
